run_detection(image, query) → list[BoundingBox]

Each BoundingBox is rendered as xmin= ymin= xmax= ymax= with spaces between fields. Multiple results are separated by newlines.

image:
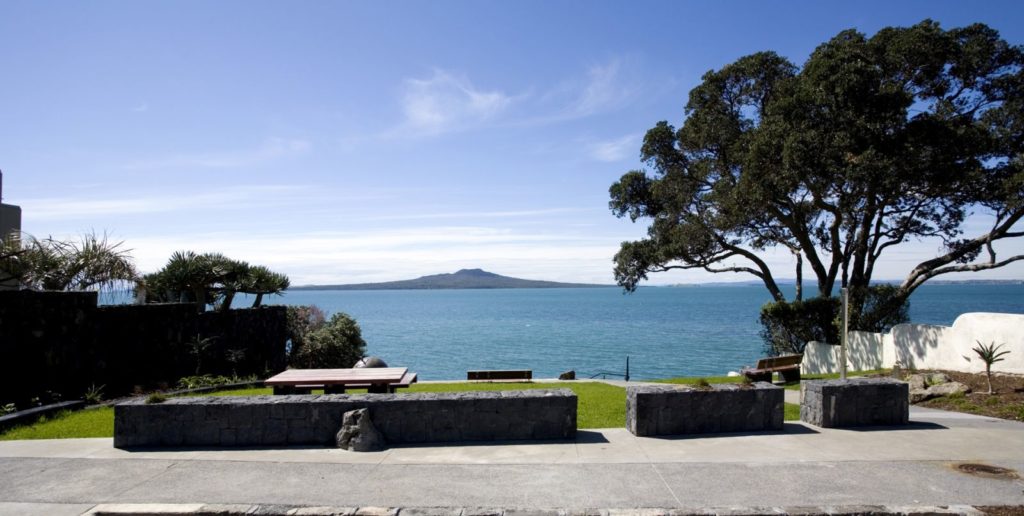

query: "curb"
xmin=80 ymin=503 xmax=999 ymax=516
xmin=0 ymin=400 xmax=85 ymax=431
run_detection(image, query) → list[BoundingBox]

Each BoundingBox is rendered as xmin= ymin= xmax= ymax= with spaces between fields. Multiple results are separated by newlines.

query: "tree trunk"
xmin=794 ymin=251 xmax=803 ymax=301
xmin=252 ymin=292 xmax=264 ymax=308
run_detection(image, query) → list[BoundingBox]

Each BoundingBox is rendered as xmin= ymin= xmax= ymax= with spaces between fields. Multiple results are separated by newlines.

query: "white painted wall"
xmin=802 ymin=312 xmax=1024 ymax=375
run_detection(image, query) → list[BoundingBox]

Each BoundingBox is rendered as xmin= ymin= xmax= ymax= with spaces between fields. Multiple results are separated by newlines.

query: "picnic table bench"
xmin=265 ymin=367 xmax=417 ymax=394
xmin=741 ymin=354 xmax=802 ymax=383
xmin=467 ymin=369 xmax=532 ymax=381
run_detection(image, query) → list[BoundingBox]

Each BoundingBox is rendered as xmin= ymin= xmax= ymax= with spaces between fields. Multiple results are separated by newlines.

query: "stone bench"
xmin=800 ymin=378 xmax=909 ymax=428
xmin=114 ymin=389 xmax=577 ymax=448
xmin=626 ymin=383 xmax=784 ymax=437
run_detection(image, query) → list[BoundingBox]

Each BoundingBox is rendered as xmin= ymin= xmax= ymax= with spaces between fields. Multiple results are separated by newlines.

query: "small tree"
xmin=972 ymin=341 xmax=1011 ymax=395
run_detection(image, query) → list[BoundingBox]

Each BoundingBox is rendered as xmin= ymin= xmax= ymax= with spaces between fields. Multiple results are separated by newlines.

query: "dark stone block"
xmin=800 ymin=378 xmax=909 ymax=428
xmin=627 ymin=383 xmax=783 ymax=437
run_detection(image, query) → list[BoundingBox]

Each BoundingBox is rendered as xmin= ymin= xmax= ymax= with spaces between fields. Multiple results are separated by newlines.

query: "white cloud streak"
xmin=388 ymin=58 xmax=641 ymax=138
xmin=21 ymin=185 xmax=310 ymax=221
xmin=399 ymin=70 xmax=514 ymax=135
xmin=587 ymin=133 xmax=641 ymax=162
xmin=122 ymin=137 xmax=312 ymax=170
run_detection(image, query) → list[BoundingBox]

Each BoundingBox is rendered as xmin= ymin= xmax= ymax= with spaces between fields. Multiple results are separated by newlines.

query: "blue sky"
xmin=2 ymin=1 xmax=1023 ymax=285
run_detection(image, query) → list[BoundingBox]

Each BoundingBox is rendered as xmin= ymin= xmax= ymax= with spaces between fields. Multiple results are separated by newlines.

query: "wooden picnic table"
xmin=264 ymin=367 xmax=417 ymax=394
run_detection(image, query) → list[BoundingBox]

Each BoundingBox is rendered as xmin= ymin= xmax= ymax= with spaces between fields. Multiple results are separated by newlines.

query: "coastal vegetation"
xmin=609 ymin=20 xmax=1024 ymax=355
xmin=0 ymin=231 xmax=136 ymax=291
xmin=141 ymin=250 xmax=290 ymax=311
xmin=287 ymin=307 xmax=367 ymax=369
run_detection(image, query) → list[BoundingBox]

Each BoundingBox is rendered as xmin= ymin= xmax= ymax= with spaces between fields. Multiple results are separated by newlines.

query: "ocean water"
xmin=270 ymin=283 xmax=1023 ymax=381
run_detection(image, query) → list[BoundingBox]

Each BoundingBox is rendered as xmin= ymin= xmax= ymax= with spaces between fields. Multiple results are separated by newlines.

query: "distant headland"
xmin=291 ymin=268 xmax=612 ymax=291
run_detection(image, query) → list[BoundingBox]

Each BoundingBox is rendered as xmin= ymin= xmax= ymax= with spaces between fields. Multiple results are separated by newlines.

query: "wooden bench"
xmin=267 ymin=368 xmax=417 ymax=394
xmin=288 ymin=372 xmax=418 ymax=394
xmin=467 ymin=370 xmax=532 ymax=381
xmin=325 ymin=372 xmax=418 ymax=394
xmin=742 ymin=354 xmax=802 ymax=383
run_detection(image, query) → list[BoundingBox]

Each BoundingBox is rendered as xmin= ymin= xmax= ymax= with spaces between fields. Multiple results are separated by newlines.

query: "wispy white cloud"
xmin=399 ymin=70 xmax=514 ymax=135
xmin=587 ymin=133 xmax=641 ymax=162
xmin=528 ymin=58 xmax=641 ymax=125
xmin=364 ymin=207 xmax=591 ymax=222
xmin=132 ymin=102 xmax=149 ymax=113
xmin=568 ymin=60 xmax=636 ymax=118
xmin=122 ymin=137 xmax=312 ymax=170
xmin=385 ymin=58 xmax=642 ymax=138
xmin=21 ymin=185 xmax=310 ymax=221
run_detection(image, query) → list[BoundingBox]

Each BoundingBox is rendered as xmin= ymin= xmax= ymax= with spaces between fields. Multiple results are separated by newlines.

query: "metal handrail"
xmin=585 ymin=356 xmax=631 ymax=381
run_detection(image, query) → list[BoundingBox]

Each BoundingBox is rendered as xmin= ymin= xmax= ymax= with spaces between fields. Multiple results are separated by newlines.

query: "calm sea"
xmin=269 ymin=283 xmax=1023 ymax=381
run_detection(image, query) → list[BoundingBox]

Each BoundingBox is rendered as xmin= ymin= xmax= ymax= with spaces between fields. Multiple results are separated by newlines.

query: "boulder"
xmin=558 ymin=370 xmax=575 ymax=380
xmin=926 ymin=381 xmax=971 ymax=398
xmin=906 ymin=373 xmax=971 ymax=403
xmin=336 ymin=408 xmax=386 ymax=452
xmin=907 ymin=374 xmax=927 ymax=391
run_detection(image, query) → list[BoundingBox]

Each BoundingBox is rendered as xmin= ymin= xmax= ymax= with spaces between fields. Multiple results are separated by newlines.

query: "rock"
xmin=909 ymin=388 xmax=929 ymax=404
xmin=558 ymin=370 xmax=575 ymax=380
xmin=907 ymin=374 xmax=927 ymax=391
xmin=336 ymin=408 xmax=386 ymax=451
xmin=353 ymin=356 xmax=388 ymax=368
xmin=907 ymin=372 xmax=971 ymax=403
xmin=927 ymin=381 xmax=971 ymax=397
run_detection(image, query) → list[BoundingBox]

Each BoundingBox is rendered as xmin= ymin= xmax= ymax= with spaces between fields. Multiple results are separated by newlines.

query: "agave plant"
xmin=972 ymin=341 xmax=1011 ymax=395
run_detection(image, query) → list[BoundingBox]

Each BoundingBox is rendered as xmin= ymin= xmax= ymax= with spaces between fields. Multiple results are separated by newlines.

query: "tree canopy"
xmin=142 ymin=251 xmax=289 ymax=311
xmin=610 ymin=21 xmax=1023 ymax=330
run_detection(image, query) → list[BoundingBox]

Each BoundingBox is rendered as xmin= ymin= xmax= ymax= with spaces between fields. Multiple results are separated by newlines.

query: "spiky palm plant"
xmin=972 ymin=341 xmax=1011 ymax=395
xmin=244 ymin=265 xmax=290 ymax=307
xmin=11 ymin=231 xmax=137 ymax=292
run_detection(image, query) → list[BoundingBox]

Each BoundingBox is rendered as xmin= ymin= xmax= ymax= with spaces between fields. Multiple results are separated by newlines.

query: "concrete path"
xmin=1 ymin=406 xmax=1023 ymax=515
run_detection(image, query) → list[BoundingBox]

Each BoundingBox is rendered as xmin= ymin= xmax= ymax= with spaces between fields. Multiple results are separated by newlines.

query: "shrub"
xmin=285 ymin=305 xmax=327 ymax=357
xmin=145 ymin=393 xmax=167 ymax=404
xmin=176 ymin=375 xmax=233 ymax=390
xmin=759 ymin=286 xmax=910 ymax=356
xmin=290 ymin=312 xmax=367 ymax=369
xmin=83 ymin=384 xmax=105 ymax=404
xmin=759 ymin=297 xmax=839 ymax=356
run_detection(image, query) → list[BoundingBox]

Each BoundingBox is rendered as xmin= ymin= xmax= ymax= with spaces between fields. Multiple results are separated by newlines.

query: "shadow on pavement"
xmin=644 ymin=422 xmax=820 ymax=441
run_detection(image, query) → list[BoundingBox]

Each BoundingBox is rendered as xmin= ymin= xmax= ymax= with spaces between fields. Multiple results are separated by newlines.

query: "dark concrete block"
xmin=627 ymin=383 xmax=783 ymax=437
xmin=800 ymin=378 xmax=909 ymax=428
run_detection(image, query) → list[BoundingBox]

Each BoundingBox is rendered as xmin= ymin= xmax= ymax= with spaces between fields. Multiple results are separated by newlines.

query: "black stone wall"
xmin=0 ymin=291 xmax=287 ymax=407
xmin=114 ymin=390 xmax=578 ymax=448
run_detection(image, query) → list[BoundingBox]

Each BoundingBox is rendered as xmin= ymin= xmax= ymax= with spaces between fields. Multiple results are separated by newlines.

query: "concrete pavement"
xmin=1 ymin=405 xmax=1023 ymax=515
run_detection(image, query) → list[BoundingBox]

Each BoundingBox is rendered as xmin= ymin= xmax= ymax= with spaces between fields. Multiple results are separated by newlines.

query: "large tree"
xmin=610 ymin=21 xmax=1023 ymax=335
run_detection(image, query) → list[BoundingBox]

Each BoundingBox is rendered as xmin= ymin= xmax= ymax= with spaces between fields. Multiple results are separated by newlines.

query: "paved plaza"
xmin=0 ymin=404 xmax=1022 ymax=515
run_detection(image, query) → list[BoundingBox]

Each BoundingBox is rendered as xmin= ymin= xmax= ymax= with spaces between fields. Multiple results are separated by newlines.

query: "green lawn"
xmin=202 ymin=382 xmax=626 ymax=429
xmin=0 ymin=406 xmax=113 ymax=441
xmin=0 ymin=381 xmax=802 ymax=440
